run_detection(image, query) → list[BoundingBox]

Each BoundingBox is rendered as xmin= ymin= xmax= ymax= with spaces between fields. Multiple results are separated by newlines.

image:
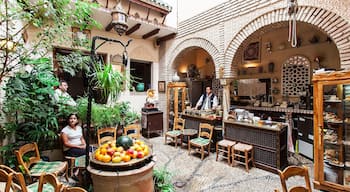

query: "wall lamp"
xmin=244 ymin=63 xmax=260 ymax=68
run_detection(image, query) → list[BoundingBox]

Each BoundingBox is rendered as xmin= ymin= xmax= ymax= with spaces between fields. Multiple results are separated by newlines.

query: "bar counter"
xmin=224 ymin=120 xmax=288 ymax=173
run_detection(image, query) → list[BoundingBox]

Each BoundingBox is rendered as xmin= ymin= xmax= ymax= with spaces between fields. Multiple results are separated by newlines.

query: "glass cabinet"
xmin=313 ymin=71 xmax=350 ymax=191
xmin=166 ymin=82 xmax=187 ymax=130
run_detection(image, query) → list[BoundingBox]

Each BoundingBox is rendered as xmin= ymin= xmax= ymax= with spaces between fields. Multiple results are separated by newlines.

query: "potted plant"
xmin=153 ymin=166 xmax=175 ymax=192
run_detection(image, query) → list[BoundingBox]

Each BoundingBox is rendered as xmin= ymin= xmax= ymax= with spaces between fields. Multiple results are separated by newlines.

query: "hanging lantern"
xmin=111 ymin=1 xmax=128 ymax=36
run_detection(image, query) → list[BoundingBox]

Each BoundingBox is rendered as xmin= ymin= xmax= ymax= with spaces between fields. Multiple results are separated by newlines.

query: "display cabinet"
xmin=166 ymin=82 xmax=188 ymax=130
xmin=313 ymin=71 xmax=350 ymax=192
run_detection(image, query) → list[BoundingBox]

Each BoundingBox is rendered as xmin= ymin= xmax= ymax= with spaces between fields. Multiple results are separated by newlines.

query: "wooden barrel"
xmin=87 ymin=156 xmax=156 ymax=192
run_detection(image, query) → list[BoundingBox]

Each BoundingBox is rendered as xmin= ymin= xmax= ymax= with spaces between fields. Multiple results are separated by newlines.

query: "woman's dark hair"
xmin=67 ymin=113 xmax=79 ymax=126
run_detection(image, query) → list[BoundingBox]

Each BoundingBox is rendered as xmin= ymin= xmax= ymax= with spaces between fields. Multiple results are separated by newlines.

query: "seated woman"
xmin=61 ymin=113 xmax=86 ymax=157
xmin=61 ymin=113 xmax=85 ymax=180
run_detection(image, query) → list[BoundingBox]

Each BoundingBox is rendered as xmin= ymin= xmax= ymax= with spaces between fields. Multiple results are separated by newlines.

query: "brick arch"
xmin=166 ymin=38 xmax=220 ymax=79
xmin=224 ymin=6 xmax=350 ymax=78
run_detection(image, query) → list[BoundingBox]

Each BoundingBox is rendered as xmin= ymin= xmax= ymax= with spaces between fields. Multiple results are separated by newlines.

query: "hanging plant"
xmin=94 ymin=62 xmax=126 ymax=102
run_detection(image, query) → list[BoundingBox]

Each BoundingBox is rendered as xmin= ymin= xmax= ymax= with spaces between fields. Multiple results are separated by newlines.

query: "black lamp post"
xmin=83 ymin=1 xmax=131 ymax=188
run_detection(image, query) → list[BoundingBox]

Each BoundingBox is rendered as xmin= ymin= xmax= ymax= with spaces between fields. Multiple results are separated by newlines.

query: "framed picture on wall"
xmin=158 ymin=81 xmax=166 ymax=92
xmin=243 ymin=42 xmax=260 ymax=61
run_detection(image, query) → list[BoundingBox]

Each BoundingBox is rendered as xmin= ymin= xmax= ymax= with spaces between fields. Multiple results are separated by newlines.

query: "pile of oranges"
xmin=94 ymin=139 xmax=149 ymax=163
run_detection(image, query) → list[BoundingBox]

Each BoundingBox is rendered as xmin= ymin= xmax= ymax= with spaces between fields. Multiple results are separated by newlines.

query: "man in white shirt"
xmin=195 ymin=86 xmax=218 ymax=110
xmin=53 ymin=80 xmax=77 ymax=106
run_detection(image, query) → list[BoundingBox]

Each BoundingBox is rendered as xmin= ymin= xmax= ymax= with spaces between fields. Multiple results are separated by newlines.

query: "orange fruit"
xmin=112 ymin=156 xmax=122 ymax=163
xmin=116 ymin=146 xmax=124 ymax=153
xmin=143 ymin=146 xmax=149 ymax=156
xmin=102 ymin=154 xmax=111 ymax=163
xmin=95 ymin=151 xmax=101 ymax=160
xmin=100 ymin=147 xmax=107 ymax=155
xmin=122 ymin=154 xmax=131 ymax=162
xmin=140 ymin=143 xmax=146 ymax=150
xmin=135 ymin=140 xmax=142 ymax=145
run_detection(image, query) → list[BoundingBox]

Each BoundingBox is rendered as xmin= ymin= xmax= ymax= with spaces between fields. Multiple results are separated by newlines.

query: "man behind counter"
xmin=194 ymin=86 xmax=218 ymax=110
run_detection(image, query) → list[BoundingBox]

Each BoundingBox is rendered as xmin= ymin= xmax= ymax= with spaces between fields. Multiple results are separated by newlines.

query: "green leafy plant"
xmin=0 ymin=0 xmax=101 ymax=83
xmin=0 ymin=58 xmax=65 ymax=167
xmin=94 ymin=63 xmax=127 ymax=102
xmin=153 ymin=167 xmax=175 ymax=192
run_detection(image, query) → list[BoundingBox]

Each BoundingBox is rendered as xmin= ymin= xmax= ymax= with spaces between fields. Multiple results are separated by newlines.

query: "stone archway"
xmin=166 ymin=38 xmax=220 ymax=80
xmin=224 ymin=6 xmax=350 ymax=78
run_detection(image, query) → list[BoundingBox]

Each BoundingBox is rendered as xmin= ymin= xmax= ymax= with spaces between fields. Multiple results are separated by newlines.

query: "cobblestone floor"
xmin=150 ymin=136 xmax=318 ymax=192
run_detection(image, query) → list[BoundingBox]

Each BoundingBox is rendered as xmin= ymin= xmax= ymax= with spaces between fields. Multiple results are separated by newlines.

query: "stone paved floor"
xmin=59 ymin=136 xmax=319 ymax=191
xmin=150 ymin=136 xmax=319 ymax=192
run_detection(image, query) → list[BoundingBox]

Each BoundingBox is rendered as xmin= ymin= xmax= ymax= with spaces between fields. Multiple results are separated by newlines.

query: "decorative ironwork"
xmin=282 ymin=55 xmax=310 ymax=96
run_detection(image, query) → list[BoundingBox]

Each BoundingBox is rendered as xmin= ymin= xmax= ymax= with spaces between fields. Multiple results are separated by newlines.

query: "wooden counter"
xmin=224 ymin=120 xmax=288 ymax=173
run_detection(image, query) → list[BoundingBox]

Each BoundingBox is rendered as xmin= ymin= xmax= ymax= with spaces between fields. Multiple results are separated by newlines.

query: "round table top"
xmin=182 ymin=129 xmax=198 ymax=136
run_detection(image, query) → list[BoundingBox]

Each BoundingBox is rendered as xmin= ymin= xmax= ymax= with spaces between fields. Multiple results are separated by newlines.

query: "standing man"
xmin=195 ymin=86 xmax=218 ymax=110
xmin=54 ymin=80 xmax=77 ymax=106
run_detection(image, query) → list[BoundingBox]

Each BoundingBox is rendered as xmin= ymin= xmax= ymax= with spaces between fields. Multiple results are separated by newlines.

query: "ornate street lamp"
xmin=83 ymin=1 xmax=130 ymax=188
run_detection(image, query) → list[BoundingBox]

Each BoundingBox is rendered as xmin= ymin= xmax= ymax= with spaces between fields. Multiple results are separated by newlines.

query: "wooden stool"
xmin=64 ymin=156 xmax=76 ymax=177
xmin=216 ymin=140 xmax=236 ymax=164
xmin=231 ymin=143 xmax=254 ymax=172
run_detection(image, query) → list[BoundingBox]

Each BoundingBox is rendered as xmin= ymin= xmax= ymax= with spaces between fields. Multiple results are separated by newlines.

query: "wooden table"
xmin=181 ymin=113 xmax=223 ymax=151
xmin=182 ymin=129 xmax=198 ymax=146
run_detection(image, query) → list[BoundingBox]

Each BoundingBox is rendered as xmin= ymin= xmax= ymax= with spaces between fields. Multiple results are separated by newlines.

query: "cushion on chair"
xmin=27 ymin=182 xmax=54 ymax=192
xmin=166 ymin=130 xmax=182 ymax=137
xmin=29 ymin=161 xmax=66 ymax=177
xmin=190 ymin=137 xmax=210 ymax=146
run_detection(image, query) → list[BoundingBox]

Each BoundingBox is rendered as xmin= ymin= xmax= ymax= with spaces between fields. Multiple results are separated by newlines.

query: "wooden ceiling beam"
xmin=129 ymin=0 xmax=170 ymax=15
xmin=156 ymin=33 xmax=177 ymax=45
xmin=126 ymin=23 xmax=141 ymax=35
xmin=142 ymin=28 xmax=160 ymax=39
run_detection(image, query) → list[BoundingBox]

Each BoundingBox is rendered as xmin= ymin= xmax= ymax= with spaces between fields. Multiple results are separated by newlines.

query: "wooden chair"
xmin=276 ymin=165 xmax=312 ymax=192
xmin=97 ymin=127 xmax=117 ymax=145
xmin=0 ymin=168 xmax=13 ymax=192
xmin=0 ymin=164 xmax=41 ymax=192
xmin=164 ymin=118 xmax=185 ymax=148
xmin=124 ymin=124 xmax=141 ymax=139
xmin=63 ymin=186 xmax=88 ymax=192
xmin=188 ymin=123 xmax=214 ymax=160
xmin=15 ymin=142 xmax=69 ymax=182
xmin=38 ymin=173 xmax=63 ymax=192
